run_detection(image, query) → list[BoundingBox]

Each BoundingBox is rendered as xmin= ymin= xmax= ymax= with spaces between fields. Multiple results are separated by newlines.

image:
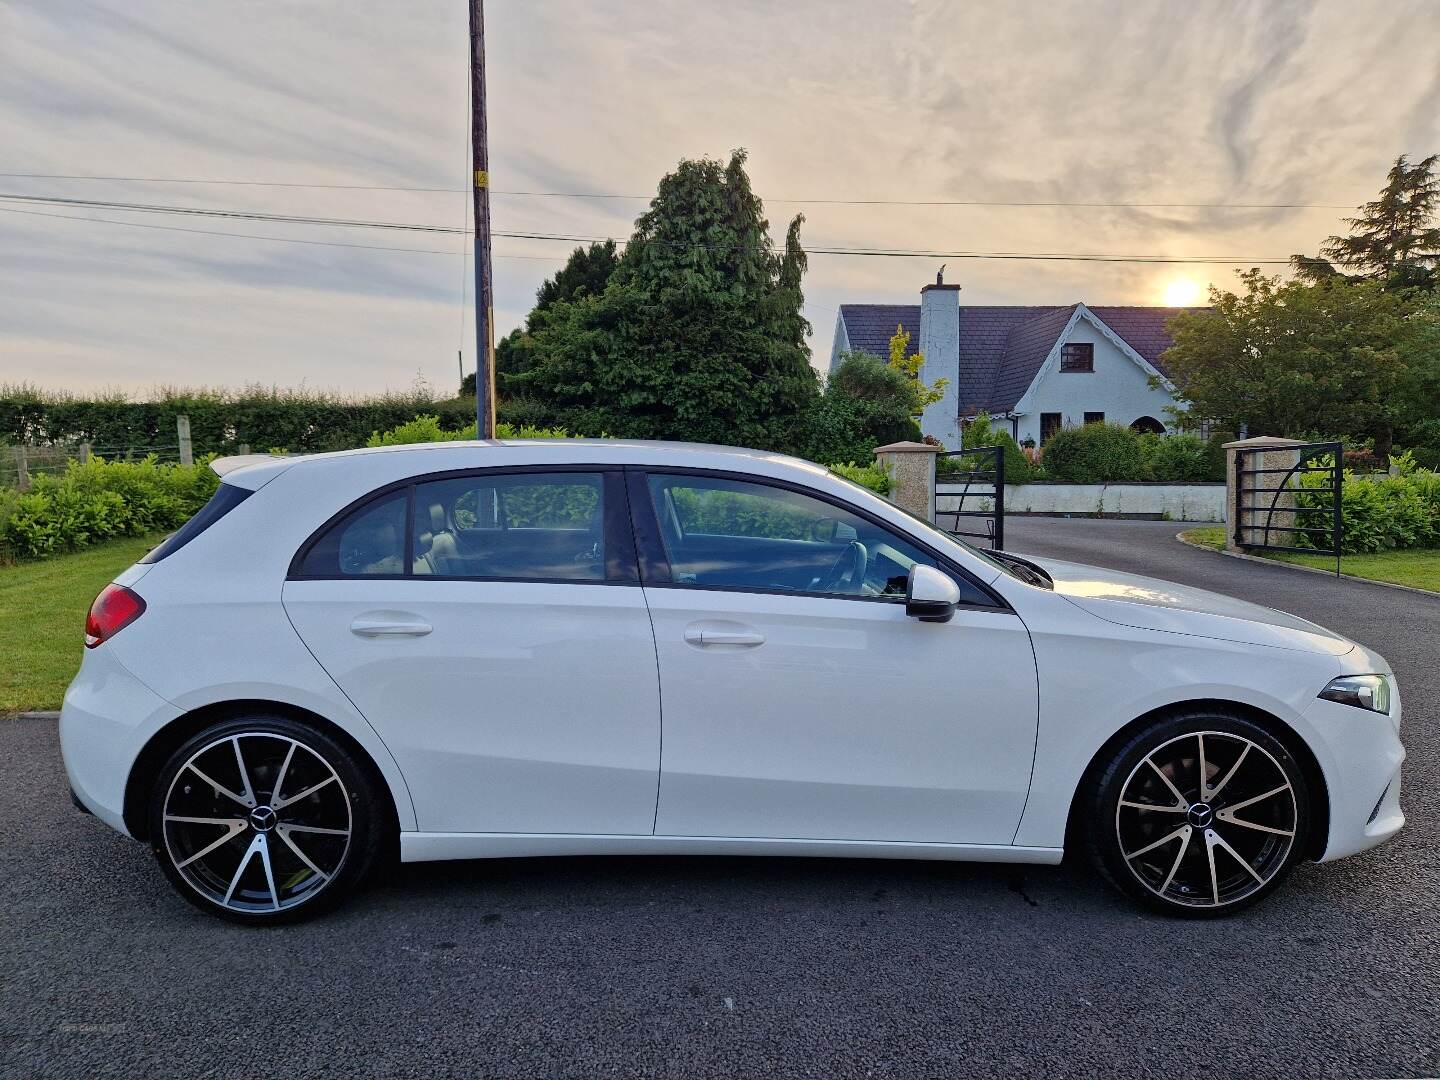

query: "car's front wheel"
xmin=1087 ymin=710 xmax=1311 ymax=916
xmin=149 ymin=715 xmax=385 ymax=924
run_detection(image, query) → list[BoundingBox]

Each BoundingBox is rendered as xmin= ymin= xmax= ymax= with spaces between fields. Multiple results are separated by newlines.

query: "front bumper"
xmin=1304 ymin=689 xmax=1405 ymax=862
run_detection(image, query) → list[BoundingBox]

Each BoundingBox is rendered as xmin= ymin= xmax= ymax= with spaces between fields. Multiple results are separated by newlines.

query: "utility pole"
xmin=469 ymin=0 xmax=496 ymax=437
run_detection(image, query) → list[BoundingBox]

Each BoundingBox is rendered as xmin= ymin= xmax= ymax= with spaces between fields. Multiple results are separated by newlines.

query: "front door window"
xmin=642 ymin=473 xmax=990 ymax=604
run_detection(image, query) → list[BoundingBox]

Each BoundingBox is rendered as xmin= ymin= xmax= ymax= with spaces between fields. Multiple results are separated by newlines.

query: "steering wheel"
xmin=817 ymin=540 xmax=868 ymax=594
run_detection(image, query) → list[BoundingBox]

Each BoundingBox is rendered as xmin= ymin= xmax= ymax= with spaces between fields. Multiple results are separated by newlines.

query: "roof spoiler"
xmin=210 ymin=454 xmax=293 ymax=477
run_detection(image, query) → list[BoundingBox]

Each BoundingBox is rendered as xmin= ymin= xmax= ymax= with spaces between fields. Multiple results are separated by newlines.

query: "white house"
xmin=828 ymin=275 xmax=1202 ymax=448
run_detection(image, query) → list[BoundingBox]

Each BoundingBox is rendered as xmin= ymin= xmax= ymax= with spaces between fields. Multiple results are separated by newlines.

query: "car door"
xmin=282 ymin=468 xmax=661 ymax=835
xmin=632 ymin=470 xmax=1039 ymax=846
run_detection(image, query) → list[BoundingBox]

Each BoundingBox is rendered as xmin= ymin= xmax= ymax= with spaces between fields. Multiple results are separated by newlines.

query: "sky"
xmin=1 ymin=0 xmax=1438 ymax=398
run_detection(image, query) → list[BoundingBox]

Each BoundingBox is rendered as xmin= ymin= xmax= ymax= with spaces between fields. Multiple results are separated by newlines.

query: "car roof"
xmin=212 ymin=439 xmax=834 ymax=491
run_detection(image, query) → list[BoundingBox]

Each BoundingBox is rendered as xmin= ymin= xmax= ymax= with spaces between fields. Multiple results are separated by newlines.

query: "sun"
xmin=1162 ymin=278 xmax=1206 ymax=306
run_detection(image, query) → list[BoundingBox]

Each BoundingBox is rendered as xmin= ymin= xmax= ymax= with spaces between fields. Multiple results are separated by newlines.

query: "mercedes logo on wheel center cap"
xmin=1186 ymin=802 xmax=1214 ymax=829
xmin=248 ymin=805 xmax=278 ymax=832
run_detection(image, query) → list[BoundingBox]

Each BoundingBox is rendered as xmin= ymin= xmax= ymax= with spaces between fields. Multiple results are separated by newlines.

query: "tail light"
xmin=85 ymin=584 xmax=146 ymax=648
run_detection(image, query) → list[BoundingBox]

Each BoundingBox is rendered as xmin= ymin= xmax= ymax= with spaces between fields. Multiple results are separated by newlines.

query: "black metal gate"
xmin=1232 ymin=440 xmax=1341 ymax=570
xmin=934 ymin=445 xmax=1005 ymax=550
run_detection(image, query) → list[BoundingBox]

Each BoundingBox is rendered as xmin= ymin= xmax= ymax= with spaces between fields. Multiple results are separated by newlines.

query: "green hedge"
xmin=1041 ymin=422 xmax=1146 ymax=483
xmin=1 ymin=457 xmax=219 ymax=561
xmin=1299 ymin=453 xmax=1440 ymax=553
xmin=0 ymin=384 xmax=476 ymax=455
xmin=1139 ymin=433 xmax=1216 ymax=482
xmin=828 ymin=461 xmax=891 ymax=495
xmin=1039 ymin=423 xmax=1219 ymax=484
xmin=364 ymin=415 xmax=570 ymax=447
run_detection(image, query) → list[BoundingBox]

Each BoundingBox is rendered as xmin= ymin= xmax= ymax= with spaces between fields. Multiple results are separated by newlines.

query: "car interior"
xmin=645 ymin=475 xmax=923 ymax=597
xmin=410 ymin=475 xmax=605 ymax=581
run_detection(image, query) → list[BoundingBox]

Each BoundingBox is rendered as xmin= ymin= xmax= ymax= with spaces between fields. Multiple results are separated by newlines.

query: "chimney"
xmin=918 ymin=273 xmax=962 ymax=448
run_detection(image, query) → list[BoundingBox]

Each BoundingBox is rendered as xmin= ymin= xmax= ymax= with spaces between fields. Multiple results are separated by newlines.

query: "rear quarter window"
xmin=139 ymin=482 xmax=253 ymax=564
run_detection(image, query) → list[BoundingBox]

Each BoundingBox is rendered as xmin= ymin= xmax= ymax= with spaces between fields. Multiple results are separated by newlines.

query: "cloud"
xmin=0 ymin=0 xmax=1436 ymax=394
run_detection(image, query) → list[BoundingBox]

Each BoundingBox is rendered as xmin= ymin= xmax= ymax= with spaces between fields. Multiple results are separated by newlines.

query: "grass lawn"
xmin=0 ymin=534 xmax=163 ymax=713
xmin=1180 ymin=527 xmax=1440 ymax=593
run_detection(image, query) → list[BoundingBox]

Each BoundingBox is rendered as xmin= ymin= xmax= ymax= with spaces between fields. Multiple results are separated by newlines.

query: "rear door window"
xmin=412 ymin=473 xmax=604 ymax=580
xmin=294 ymin=471 xmax=617 ymax=581
xmin=296 ymin=491 xmax=408 ymax=577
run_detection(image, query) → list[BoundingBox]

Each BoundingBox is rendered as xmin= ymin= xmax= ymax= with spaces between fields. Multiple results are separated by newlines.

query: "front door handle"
xmin=684 ymin=627 xmax=765 ymax=647
xmin=350 ymin=616 xmax=433 ymax=637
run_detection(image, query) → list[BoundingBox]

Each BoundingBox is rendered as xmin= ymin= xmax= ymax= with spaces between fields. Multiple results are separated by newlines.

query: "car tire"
xmin=149 ymin=714 xmax=387 ymax=925
xmin=1086 ymin=709 xmax=1311 ymax=917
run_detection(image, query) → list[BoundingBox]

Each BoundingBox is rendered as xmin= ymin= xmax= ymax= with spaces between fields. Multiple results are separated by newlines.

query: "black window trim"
xmin=140 ymin=481 xmax=253 ymax=564
xmin=286 ymin=464 xmax=639 ymax=586
xmin=625 ymin=465 xmax=1011 ymax=613
xmin=1060 ymin=342 xmax=1095 ymax=372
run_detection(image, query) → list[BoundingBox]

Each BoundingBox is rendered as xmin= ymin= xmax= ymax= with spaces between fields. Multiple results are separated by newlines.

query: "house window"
xmin=1060 ymin=343 xmax=1094 ymax=372
xmin=1040 ymin=413 xmax=1062 ymax=444
xmin=1084 ymin=411 xmax=1105 ymax=426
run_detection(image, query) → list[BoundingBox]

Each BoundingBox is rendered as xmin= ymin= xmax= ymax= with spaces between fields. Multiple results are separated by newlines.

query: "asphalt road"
xmin=2 ymin=518 xmax=1436 ymax=1079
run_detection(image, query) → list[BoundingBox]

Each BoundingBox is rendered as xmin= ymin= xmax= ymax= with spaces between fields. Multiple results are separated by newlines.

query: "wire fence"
xmin=2 ymin=441 xmax=187 ymax=489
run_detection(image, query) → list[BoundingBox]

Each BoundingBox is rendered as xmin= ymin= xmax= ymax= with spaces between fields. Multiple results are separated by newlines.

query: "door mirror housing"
xmin=905 ymin=564 xmax=961 ymax=622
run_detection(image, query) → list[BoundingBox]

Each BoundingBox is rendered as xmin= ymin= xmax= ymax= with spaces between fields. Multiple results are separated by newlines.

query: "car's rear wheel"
xmin=1087 ymin=710 xmax=1311 ymax=916
xmin=149 ymin=715 xmax=385 ymax=925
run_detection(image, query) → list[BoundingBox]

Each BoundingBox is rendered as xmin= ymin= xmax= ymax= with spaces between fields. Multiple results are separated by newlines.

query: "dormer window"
xmin=1060 ymin=343 xmax=1094 ymax=372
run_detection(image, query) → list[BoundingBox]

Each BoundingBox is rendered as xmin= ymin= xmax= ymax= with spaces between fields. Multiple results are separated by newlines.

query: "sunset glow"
xmin=1162 ymin=278 xmax=1206 ymax=306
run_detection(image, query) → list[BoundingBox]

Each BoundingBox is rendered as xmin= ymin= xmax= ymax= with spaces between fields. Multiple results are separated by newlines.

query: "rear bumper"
xmin=60 ymin=645 xmax=180 ymax=838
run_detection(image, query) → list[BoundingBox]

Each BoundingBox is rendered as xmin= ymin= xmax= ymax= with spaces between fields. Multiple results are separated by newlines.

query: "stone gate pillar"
xmin=874 ymin=441 xmax=941 ymax=523
xmin=1224 ymin=436 xmax=1303 ymax=552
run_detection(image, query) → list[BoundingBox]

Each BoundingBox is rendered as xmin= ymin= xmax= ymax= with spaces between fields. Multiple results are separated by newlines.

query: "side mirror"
xmin=905 ymin=564 xmax=961 ymax=622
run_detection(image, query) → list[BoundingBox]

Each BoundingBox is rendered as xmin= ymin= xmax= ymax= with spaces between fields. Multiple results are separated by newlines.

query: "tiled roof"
xmin=835 ymin=304 xmax=919 ymax=358
xmin=836 ymin=302 xmax=1202 ymax=414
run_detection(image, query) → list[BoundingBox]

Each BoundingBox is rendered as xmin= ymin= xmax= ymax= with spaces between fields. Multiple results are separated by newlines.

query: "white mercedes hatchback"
xmin=61 ymin=441 xmax=1405 ymax=924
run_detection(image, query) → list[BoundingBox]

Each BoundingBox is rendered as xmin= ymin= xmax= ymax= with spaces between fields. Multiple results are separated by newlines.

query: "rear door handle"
xmin=350 ymin=617 xmax=433 ymax=637
xmin=684 ymin=628 xmax=765 ymax=647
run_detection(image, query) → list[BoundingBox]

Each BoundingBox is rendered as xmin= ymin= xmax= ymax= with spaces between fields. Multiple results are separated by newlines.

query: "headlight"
xmin=1319 ymin=674 xmax=1391 ymax=714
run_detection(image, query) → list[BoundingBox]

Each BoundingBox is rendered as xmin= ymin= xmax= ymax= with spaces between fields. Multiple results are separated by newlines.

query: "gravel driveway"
xmin=1 ymin=517 xmax=1435 ymax=1079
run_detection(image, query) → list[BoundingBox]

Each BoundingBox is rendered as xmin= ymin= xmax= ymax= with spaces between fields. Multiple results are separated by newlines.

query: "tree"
xmin=460 ymin=241 xmax=620 ymax=396
xmin=1162 ymin=270 xmax=1431 ymax=463
xmin=886 ymin=325 xmax=946 ymax=415
xmin=534 ymin=239 xmax=619 ymax=311
xmin=1293 ymin=154 xmax=1440 ymax=290
xmin=511 ymin=150 xmax=818 ymax=448
xmin=799 ymin=351 xmax=921 ymax=465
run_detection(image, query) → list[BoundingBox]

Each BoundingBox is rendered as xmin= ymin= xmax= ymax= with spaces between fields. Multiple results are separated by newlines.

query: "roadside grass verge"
xmin=1179 ymin=527 xmax=1440 ymax=594
xmin=0 ymin=533 xmax=162 ymax=713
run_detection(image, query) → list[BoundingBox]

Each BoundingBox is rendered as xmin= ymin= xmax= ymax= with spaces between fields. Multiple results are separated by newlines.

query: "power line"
xmin=0 ymin=194 xmax=1296 ymax=265
xmin=0 ymin=172 xmax=460 ymax=193
xmin=0 ymin=172 xmax=1357 ymax=210
xmin=0 ymin=192 xmax=464 ymax=233
xmin=0 ymin=205 xmax=563 ymax=259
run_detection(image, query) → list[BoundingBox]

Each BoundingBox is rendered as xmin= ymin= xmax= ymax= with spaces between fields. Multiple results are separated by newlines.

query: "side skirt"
xmin=400 ymin=832 xmax=1064 ymax=865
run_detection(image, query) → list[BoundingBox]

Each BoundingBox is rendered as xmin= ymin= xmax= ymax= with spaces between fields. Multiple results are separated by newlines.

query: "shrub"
xmin=828 ymin=461 xmax=891 ymax=496
xmin=1 ymin=456 xmax=219 ymax=561
xmin=1040 ymin=422 xmax=1145 ymax=484
xmin=1297 ymin=452 xmax=1440 ymax=553
xmin=1343 ymin=448 xmax=1384 ymax=473
xmin=0 ymin=382 xmax=473 ymax=455
xmin=953 ymin=413 xmax=1040 ymax=482
xmin=800 ymin=354 xmax=921 ymax=466
xmin=1204 ymin=431 xmax=1236 ymax=483
xmin=1139 ymin=433 xmax=1212 ymax=482
xmin=1411 ymin=446 xmax=1440 ymax=472
xmin=366 ymin=415 xmax=571 ymax=447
